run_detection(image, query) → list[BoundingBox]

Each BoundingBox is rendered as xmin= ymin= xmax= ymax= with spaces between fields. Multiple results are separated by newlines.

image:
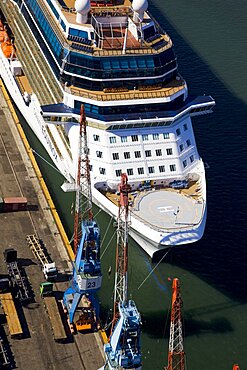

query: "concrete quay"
xmin=0 ymin=83 xmax=105 ymax=369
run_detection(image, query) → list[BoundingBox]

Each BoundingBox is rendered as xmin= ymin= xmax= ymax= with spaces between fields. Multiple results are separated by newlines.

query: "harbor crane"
xmin=63 ymin=105 xmax=102 ymax=332
xmin=102 ymin=173 xmax=142 ymax=370
xmin=165 ymin=278 xmax=186 ymax=370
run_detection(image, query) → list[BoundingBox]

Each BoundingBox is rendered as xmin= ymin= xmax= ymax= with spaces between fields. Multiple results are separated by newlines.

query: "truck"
xmin=26 ymin=234 xmax=58 ymax=280
xmin=0 ymin=277 xmax=23 ymax=338
xmin=3 ymin=248 xmax=31 ymax=304
xmin=40 ymin=282 xmax=67 ymax=342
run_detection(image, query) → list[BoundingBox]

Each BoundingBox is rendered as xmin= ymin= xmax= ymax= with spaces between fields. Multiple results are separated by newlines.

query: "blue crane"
xmin=63 ymin=219 xmax=102 ymax=332
xmin=63 ymin=105 xmax=102 ymax=333
xmin=101 ymin=174 xmax=142 ymax=370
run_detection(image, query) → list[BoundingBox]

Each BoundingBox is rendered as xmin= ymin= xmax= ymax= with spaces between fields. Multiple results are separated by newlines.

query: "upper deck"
xmin=66 ymin=77 xmax=185 ymax=102
xmin=44 ymin=0 xmax=172 ymax=56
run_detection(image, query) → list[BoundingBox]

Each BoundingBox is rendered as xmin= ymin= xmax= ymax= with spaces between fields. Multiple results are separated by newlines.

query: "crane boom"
xmin=165 ymin=278 xmax=185 ymax=370
xmin=74 ymin=105 xmax=93 ymax=253
xmin=111 ymin=173 xmax=131 ymax=333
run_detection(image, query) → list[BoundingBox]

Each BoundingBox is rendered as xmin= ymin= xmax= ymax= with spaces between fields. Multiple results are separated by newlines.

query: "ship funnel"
xmin=74 ymin=0 xmax=90 ymax=24
xmin=132 ymin=0 xmax=148 ymax=22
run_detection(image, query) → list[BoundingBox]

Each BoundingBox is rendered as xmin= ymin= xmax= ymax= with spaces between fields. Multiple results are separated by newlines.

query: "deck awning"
xmin=41 ymin=103 xmax=78 ymax=116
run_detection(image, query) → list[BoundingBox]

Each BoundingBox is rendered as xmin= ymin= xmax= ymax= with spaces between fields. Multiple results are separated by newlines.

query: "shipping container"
xmin=3 ymin=197 xmax=28 ymax=212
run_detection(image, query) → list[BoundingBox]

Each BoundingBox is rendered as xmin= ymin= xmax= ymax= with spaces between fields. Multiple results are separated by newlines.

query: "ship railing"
xmin=67 ymin=84 xmax=184 ymax=101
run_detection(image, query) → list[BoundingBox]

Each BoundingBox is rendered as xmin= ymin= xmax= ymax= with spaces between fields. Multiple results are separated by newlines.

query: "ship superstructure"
xmin=0 ymin=0 xmax=215 ymax=257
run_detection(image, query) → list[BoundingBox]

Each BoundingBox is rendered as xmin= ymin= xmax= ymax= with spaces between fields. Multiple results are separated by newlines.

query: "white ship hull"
xmin=0 ymin=29 xmax=207 ymax=259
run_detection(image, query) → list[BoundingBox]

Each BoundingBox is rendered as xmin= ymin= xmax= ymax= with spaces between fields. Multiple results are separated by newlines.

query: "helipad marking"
xmin=157 ymin=206 xmax=175 ymax=213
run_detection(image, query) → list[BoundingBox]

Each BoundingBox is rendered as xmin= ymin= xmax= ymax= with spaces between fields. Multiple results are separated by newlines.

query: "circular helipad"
xmin=132 ymin=190 xmax=202 ymax=229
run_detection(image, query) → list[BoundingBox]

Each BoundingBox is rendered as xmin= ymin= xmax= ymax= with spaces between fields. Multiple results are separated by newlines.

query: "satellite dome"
xmin=75 ymin=0 xmax=90 ymax=14
xmin=132 ymin=0 xmax=148 ymax=13
xmin=74 ymin=0 xmax=90 ymax=24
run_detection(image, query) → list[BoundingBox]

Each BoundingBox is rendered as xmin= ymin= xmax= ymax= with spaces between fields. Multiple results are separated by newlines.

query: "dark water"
xmin=20 ymin=1 xmax=247 ymax=369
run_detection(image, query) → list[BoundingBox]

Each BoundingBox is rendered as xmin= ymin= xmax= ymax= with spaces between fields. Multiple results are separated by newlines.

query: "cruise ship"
xmin=0 ymin=0 xmax=215 ymax=258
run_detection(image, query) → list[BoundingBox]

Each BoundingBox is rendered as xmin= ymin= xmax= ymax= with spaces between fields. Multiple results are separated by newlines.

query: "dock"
xmin=0 ymin=83 xmax=105 ymax=369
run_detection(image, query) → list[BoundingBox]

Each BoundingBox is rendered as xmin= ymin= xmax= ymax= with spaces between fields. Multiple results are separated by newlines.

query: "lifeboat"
xmin=0 ymin=30 xmax=8 ymax=44
xmin=1 ymin=40 xmax=15 ymax=58
xmin=0 ymin=20 xmax=8 ymax=43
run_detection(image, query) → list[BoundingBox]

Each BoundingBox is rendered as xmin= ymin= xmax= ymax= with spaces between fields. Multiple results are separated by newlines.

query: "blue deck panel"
xmin=41 ymin=95 xmax=215 ymax=122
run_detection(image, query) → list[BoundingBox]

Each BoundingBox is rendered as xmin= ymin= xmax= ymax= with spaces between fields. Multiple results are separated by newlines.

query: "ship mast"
xmin=73 ymin=104 xmax=93 ymax=253
xmin=165 ymin=278 xmax=186 ymax=370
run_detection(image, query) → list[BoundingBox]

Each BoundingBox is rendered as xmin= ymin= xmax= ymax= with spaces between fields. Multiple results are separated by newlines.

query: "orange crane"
xmin=165 ymin=278 xmax=185 ymax=370
xmin=233 ymin=365 xmax=240 ymax=370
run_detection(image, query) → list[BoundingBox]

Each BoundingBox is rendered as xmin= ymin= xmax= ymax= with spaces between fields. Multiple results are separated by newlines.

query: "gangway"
xmin=26 ymin=234 xmax=58 ymax=280
xmin=3 ymin=248 xmax=31 ymax=304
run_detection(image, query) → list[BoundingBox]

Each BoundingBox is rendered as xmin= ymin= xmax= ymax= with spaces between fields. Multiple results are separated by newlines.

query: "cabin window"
xmin=170 ymin=164 xmax=176 ymax=172
xmin=183 ymin=123 xmax=188 ymax=131
xmin=131 ymin=135 xmax=138 ymax=142
xmin=166 ymin=148 xmax=173 ymax=155
xmin=153 ymin=133 xmax=159 ymax=140
xmin=163 ymin=133 xmax=170 ymax=139
xmin=96 ymin=151 xmax=103 ymax=158
xmin=109 ymin=136 xmax=116 ymax=144
xmin=127 ymin=168 xmax=133 ymax=176
xmin=156 ymin=149 xmax=162 ymax=156
xmin=99 ymin=167 xmax=106 ymax=175
xmin=112 ymin=153 xmax=119 ymax=160
xmin=179 ymin=144 xmax=184 ymax=152
xmin=190 ymin=155 xmax=194 ymax=163
xmin=93 ymin=134 xmax=100 ymax=141
xmin=145 ymin=150 xmax=151 ymax=157
xmin=183 ymin=160 xmax=187 ymax=168
xmin=148 ymin=166 xmax=155 ymax=174
xmin=186 ymin=139 xmax=191 ymax=147
xmin=159 ymin=165 xmax=165 ymax=172
xmin=116 ymin=169 xmax=122 ymax=177
xmin=176 ymin=128 xmax=181 ymax=136
xmin=135 ymin=151 xmax=141 ymax=158
xmin=138 ymin=167 xmax=144 ymax=175
xmin=69 ymin=28 xmax=88 ymax=39
xmin=142 ymin=134 xmax=149 ymax=141
xmin=124 ymin=152 xmax=130 ymax=159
